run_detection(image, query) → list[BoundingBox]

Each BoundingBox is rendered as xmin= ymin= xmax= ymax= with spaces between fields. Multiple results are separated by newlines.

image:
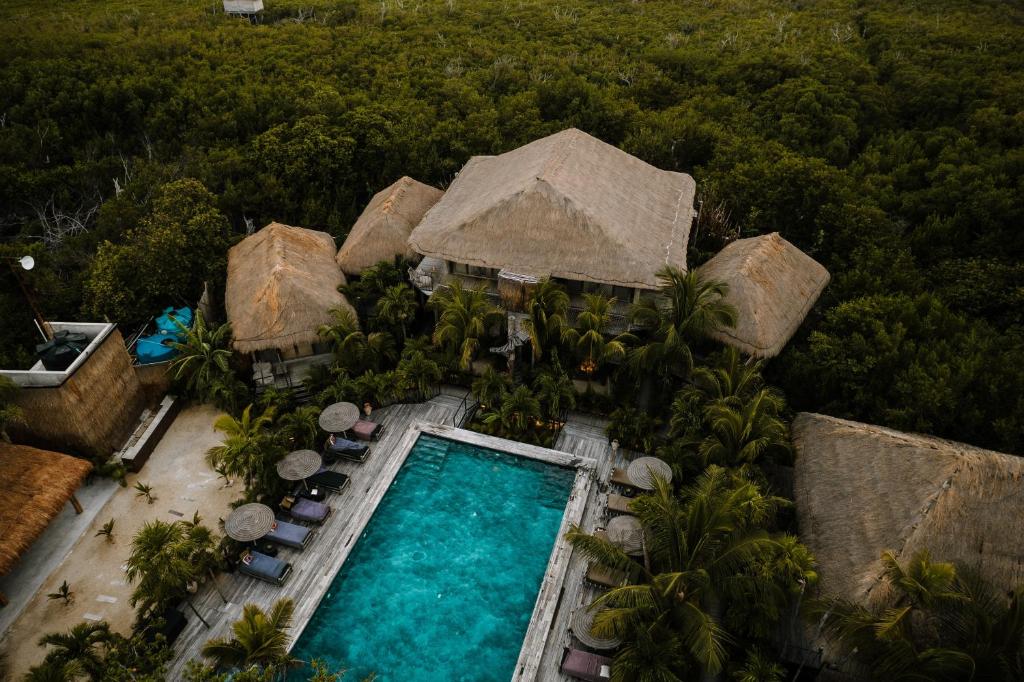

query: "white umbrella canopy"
xmin=319 ymin=402 xmax=360 ymax=433
xmin=224 ymin=503 xmax=276 ymax=542
xmin=571 ymin=605 xmax=622 ymax=650
xmin=627 ymin=457 xmax=672 ymax=491
xmin=606 ymin=515 xmax=644 ymax=556
xmin=276 ymin=449 xmax=322 ymax=481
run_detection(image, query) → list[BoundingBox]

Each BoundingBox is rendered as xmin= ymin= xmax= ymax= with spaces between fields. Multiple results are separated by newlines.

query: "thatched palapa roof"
xmin=793 ymin=412 xmax=1024 ymax=605
xmin=408 ymin=128 xmax=696 ymax=290
xmin=697 ymin=232 xmax=829 ymax=358
xmin=226 ymin=222 xmax=356 ymax=354
xmin=337 ymin=176 xmax=444 ymax=276
xmin=0 ymin=443 xmax=92 ymax=576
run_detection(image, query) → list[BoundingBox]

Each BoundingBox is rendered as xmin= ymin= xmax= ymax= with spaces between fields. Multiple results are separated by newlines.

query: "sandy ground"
xmin=0 ymin=404 xmax=237 ymax=680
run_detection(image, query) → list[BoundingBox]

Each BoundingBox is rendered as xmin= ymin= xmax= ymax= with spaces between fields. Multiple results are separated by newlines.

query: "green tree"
xmin=169 ymin=311 xmax=243 ymax=409
xmin=670 ymin=348 xmax=764 ymax=436
xmin=374 ymin=283 xmax=417 ymax=340
xmin=688 ymin=389 xmax=791 ymax=469
xmin=523 ymin=278 xmax=569 ymax=365
xmin=206 ymin=405 xmax=280 ymax=493
xmin=275 ymin=405 xmax=322 ymax=450
xmin=497 ymin=385 xmax=543 ymax=434
xmin=84 ymin=179 xmax=231 ymax=323
xmin=430 ymin=280 xmax=502 ymax=371
xmin=533 ymin=370 xmax=576 ymax=421
xmin=35 ymin=622 xmax=111 ymax=681
xmin=396 ymin=350 xmax=443 ymax=400
xmin=200 ymin=599 xmax=298 ymax=676
xmin=629 ymin=267 xmax=736 ymax=384
xmin=471 ymin=366 xmax=512 ymax=411
xmin=318 ymin=307 xmax=396 ymax=374
xmin=561 ymin=293 xmax=632 ymax=387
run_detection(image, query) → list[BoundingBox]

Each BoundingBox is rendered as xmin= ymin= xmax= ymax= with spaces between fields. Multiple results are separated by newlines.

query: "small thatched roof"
xmin=697 ymin=233 xmax=830 ymax=358
xmin=793 ymin=413 xmax=1024 ymax=606
xmin=408 ymin=128 xmax=696 ymax=290
xmin=337 ymin=176 xmax=444 ymax=276
xmin=0 ymin=443 xmax=92 ymax=576
xmin=226 ymin=222 xmax=356 ymax=354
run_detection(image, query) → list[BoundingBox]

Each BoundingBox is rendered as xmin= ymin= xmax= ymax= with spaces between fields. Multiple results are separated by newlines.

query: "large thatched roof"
xmin=408 ymin=128 xmax=696 ymax=290
xmin=337 ymin=176 xmax=443 ymax=276
xmin=698 ymin=232 xmax=829 ymax=358
xmin=0 ymin=443 xmax=92 ymax=576
xmin=226 ymin=222 xmax=356 ymax=353
xmin=793 ymin=413 xmax=1024 ymax=605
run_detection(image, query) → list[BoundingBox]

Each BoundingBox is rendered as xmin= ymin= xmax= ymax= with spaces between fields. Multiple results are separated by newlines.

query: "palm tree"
xmin=567 ymin=468 xmax=813 ymax=679
xmin=692 ymin=389 xmax=790 ymax=468
xmin=561 ymin=294 xmax=633 ymax=388
xmin=206 ymin=404 xmax=280 ymax=493
xmin=813 ymin=550 xmax=1019 ymax=681
xmin=318 ymin=307 xmax=397 ymax=374
xmin=36 ymin=622 xmax=111 ymax=680
xmin=670 ymin=347 xmax=764 ymax=436
xmin=396 ymin=350 xmax=443 ymax=400
xmin=533 ymin=370 xmax=576 ymax=422
xmin=629 ymin=267 xmax=737 ymax=383
xmin=471 ymin=366 xmax=512 ymax=411
xmin=498 ymin=385 xmax=543 ymax=434
xmin=24 ymin=659 xmax=86 ymax=682
xmin=169 ymin=310 xmax=236 ymax=403
xmin=275 ymin=404 xmax=321 ymax=450
xmin=523 ymin=278 xmax=569 ymax=365
xmin=201 ymin=599 xmax=298 ymax=676
xmin=375 ymin=283 xmax=418 ymax=340
xmin=430 ymin=280 xmax=502 ymax=371
xmin=125 ymin=519 xmax=223 ymax=626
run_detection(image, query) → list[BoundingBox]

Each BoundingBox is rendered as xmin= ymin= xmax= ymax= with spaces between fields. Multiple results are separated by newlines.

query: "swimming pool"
xmin=289 ymin=432 xmax=580 ymax=681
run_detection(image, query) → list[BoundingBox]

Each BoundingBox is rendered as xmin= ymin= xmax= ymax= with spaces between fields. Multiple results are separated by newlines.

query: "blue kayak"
xmin=155 ymin=306 xmax=193 ymax=336
xmin=136 ymin=333 xmax=179 ymax=364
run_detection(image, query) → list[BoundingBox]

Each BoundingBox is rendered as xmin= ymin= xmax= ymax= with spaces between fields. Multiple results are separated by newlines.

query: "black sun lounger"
xmin=323 ymin=435 xmax=370 ymax=463
xmin=238 ymin=549 xmax=292 ymax=586
xmin=264 ymin=519 xmax=314 ymax=550
xmin=307 ymin=467 xmax=351 ymax=494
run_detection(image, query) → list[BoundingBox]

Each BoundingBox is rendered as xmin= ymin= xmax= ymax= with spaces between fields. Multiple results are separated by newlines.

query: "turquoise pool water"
xmin=290 ymin=433 xmax=576 ymax=681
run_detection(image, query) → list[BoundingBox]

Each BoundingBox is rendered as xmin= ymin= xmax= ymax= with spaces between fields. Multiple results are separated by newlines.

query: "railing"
xmin=451 ymin=389 xmax=477 ymax=427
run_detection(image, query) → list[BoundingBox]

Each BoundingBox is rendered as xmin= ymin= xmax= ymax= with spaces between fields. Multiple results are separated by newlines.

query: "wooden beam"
xmin=69 ymin=494 xmax=83 ymax=514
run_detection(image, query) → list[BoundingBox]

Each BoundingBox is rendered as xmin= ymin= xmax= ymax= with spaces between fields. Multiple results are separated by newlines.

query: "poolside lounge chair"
xmin=560 ymin=647 xmax=612 ymax=681
xmin=307 ymin=466 xmax=351 ymax=494
xmin=352 ymin=419 xmax=384 ymax=441
xmin=323 ymin=435 xmax=370 ymax=463
xmin=607 ymin=493 xmax=636 ymax=516
xmin=264 ymin=519 xmax=314 ymax=550
xmin=609 ymin=467 xmax=638 ymax=491
xmin=280 ymin=495 xmax=331 ymax=524
xmin=585 ymin=562 xmax=628 ymax=589
xmin=238 ymin=549 xmax=292 ymax=586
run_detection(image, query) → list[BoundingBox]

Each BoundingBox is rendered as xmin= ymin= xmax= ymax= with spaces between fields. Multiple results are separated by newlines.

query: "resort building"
xmin=225 ymin=222 xmax=356 ymax=388
xmin=336 ymin=176 xmax=444 ymax=276
xmin=408 ymin=128 xmax=696 ymax=332
xmin=696 ymin=232 xmax=830 ymax=358
xmin=0 ymin=322 xmax=145 ymax=458
xmin=0 ymin=443 xmax=92 ymax=607
xmin=790 ymin=412 xmax=1024 ymax=664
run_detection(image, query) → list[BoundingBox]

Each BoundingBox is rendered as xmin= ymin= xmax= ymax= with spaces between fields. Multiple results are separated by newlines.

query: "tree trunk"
xmin=187 ymin=599 xmax=210 ymax=628
xmin=209 ymin=569 xmax=227 ymax=603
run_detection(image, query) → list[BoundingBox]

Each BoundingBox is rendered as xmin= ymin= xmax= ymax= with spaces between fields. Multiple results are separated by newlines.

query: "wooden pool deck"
xmin=166 ymin=398 xmax=629 ymax=680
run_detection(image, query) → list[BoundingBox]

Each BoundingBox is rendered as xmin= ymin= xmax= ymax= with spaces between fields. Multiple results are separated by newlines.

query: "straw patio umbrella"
xmin=276 ymin=449 xmax=322 ymax=483
xmin=571 ymin=605 xmax=621 ymax=650
xmin=627 ymin=457 xmax=672 ymax=491
xmin=319 ymin=402 xmax=360 ymax=434
xmin=224 ymin=503 xmax=276 ymax=543
xmin=606 ymin=515 xmax=644 ymax=556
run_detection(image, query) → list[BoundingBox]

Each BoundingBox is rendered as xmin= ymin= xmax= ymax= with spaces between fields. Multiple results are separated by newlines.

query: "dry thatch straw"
xmin=792 ymin=412 xmax=1024 ymax=606
xmin=697 ymin=232 xmax=830 ymax=358
xmin=226 ymin=222 xmax=356 ymax=354
xmin=0 ymin=442 xmax=92 ymax=576
xmin=11 ymin=327 xmax=145 ymax=458
xmin=336 ymin=176 xmax=444 ymax=276
xmin=408 ymin=128 xmax=696 ymax=290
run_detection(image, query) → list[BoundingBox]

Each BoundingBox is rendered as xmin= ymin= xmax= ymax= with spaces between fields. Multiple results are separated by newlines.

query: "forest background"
xmin=0 ymin=0 xmax=1021 ymax=452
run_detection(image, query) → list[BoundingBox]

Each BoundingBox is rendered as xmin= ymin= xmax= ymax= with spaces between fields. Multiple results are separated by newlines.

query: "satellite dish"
xmin=18 ymin=255 xmax=34 ymax=270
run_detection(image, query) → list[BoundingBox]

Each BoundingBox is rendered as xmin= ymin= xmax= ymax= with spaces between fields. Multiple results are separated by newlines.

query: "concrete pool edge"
xmin=285 ymin=421 xmax=597 ymax=682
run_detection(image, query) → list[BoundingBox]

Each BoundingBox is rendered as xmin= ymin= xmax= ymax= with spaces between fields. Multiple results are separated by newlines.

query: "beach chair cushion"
xmin=352 ymin=419 xmax=382 ymax=441
xmin=239 ymin=550 xmax=291 ymax=584
xmin=289 ymin=498 xmax=329 ymax=523
xmin=307 ymin=467 xmax=351 ymax=493
xmin=560 ymin=647 xmax=613 ymax=681
xmin=324 ymin=435 xmax=370 ymax=462
xmin=609 ymin=467 xmax=637 ymax=490
xmin=265 ymin=519 xmax=312 ymax=549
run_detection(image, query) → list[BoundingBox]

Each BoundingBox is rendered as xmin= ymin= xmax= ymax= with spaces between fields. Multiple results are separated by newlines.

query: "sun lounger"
xmin=585 ymin=562 xmax=628 ymax=589
xmin=609 ymin=467 xmax=638 ymax=490
xmin=560 ymin=647 xmax=613 ymax=681
xmin=307 ymin=467 xmax=351 ymax=493
xmin=607 ymin=493 xmax=636 ymax=516
xmin=352 ymin=419 xmax=384 ymax=441
xmin=323 ymin=435 xmax=370 ymax=463
xmin=281 ymin=495 xmax=330 ymax=524
xmin=238 ymin=550 xmax=292 ymax=586
xmin=264 ymin=519 xmax=314 ymax=550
